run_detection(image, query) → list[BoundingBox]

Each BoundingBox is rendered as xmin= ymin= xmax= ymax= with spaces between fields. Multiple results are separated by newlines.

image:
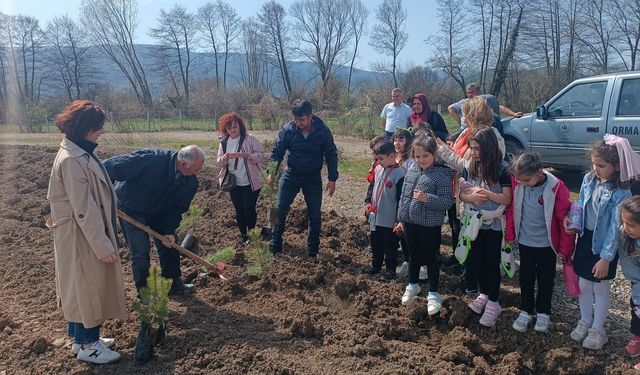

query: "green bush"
xmin=246 ymin=228 xmax=274 ymax=278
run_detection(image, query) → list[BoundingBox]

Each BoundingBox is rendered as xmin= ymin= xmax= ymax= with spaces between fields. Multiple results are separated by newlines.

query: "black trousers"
xmin=631 ymin=299 xmax=640 ymax=336
xmin=370 ymin=226 xmax=398 ymax=272
xmin=468 ymin=229 xmax=502 ymax=302
xmin=518 ymin=244 xmax=557 ymax=315
xmin=447 ymin=204 xmax=460 ymax=245
xmin=229 ymin=185 xmax=261 ymax=238
xmin=404 ymin=223 xmax=441 ymax=292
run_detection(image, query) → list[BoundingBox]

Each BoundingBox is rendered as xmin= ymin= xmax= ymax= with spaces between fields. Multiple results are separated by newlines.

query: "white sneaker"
xmin=72 ymin=337 xmax=115 ymax=355
xmin=396 ymin=261 xmax=409 ymax=278
xmin=512 ymin=311 xmax=532 ymax=333
xmin=534 ymin=313 xmax=550 ymax=333
xmin=427 ymin=292 xmax=443 ymax=316
xmin=77 ymin=340 xmax=121 ymax=364
xmin=419 ymin=266 xmax=428 ymax=280
xmin=401 ymin=284 xmax=421 ymax=305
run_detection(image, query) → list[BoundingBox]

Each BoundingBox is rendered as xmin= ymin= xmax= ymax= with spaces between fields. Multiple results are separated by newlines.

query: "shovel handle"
xmin=116 ymin=210 xmax=227 ymax=280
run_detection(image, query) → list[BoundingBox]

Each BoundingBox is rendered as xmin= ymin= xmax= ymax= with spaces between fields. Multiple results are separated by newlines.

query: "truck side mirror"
xmin=536 ymin=105 xmax=547 ymax=120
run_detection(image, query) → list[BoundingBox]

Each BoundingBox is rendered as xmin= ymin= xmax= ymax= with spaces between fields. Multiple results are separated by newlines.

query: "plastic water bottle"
xmin=568 ymin=201 xmax=583 ymax=232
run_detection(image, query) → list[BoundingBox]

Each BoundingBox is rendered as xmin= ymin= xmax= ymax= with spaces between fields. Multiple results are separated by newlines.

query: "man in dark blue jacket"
xmin=104 ymin=145 xmax=205 ymax=296
xmin=269 ymin=100 xmax=338 ymax=258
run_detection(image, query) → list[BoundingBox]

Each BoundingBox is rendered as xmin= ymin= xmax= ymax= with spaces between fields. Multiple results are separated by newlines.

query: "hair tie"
xmin=603 ymin=133 xmax=640 ymax=182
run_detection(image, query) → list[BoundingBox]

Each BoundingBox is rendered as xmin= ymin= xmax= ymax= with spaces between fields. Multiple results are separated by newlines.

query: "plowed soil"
xmin=0 ymin=143 xmax=636 ymax=374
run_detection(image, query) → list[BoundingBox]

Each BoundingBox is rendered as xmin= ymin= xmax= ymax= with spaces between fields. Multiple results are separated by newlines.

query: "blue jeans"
xmin=119 ymin=210 xmax=181 ymax=290
xmin=270 ymin=171 xmax=323 ymax=256
xmin=384 ymin=130 xmax=394 ymax=140
xmin=68 ymin=322 xmax=100 ymax=345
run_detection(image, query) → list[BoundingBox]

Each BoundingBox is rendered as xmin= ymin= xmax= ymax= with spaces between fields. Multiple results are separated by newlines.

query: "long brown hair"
xmin=468 ymin=127 xmax=502 ymax=184
xmin=590 ymin=139 xmax=629 ymax=188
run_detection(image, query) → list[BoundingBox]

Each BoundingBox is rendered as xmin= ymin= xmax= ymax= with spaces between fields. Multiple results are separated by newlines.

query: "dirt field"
xmin=0 ymin=141 xmax=637 ymax=374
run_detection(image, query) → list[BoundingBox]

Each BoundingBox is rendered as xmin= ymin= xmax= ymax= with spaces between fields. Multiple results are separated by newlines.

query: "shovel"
xmin=116 ymin=210 xmax=227 ymax=281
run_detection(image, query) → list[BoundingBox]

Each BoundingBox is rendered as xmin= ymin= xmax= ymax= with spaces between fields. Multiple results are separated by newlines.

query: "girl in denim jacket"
xmin=565 ymin=135 xmax=638 ymax=350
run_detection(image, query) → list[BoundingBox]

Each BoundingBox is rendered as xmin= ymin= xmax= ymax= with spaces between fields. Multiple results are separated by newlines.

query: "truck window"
xmin=547 ymin=81 xmax=607 ymax=118
xmin=617 ymin=78 xmax=640 ymax=116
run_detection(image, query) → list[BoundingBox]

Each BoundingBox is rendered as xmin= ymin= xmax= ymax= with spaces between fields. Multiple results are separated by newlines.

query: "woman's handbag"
xmin=219 ymin=135 xmax=245 ymax=192
xmin=220 ymin=169 xmax=236 ymax=192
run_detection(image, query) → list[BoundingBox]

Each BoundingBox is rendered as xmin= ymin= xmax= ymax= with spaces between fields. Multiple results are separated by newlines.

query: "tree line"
xmin=0 ymin=0 xmax=637 ymax=133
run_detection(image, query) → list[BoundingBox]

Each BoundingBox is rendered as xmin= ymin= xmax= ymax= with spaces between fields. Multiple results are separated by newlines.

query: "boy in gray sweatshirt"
xmin=363 ymin=142 xmax=406 ymax=281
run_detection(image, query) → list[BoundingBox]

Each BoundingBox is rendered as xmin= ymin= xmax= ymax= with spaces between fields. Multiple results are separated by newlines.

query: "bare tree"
xmin=369 ymin=0 xmax=407 ymax=87
xmin=216 ymin=0 xmax=241 ymax=90
xmin=149 ymin=4 xmax=196 ymax=106
xmin=258 ymin=0 xmax=292 ymax=98
xmin=290 ymin=0 xmax=355 ymax=104
xmin=197 ymin=2 xmax=221 ymax=91
xmin=347 ymin=0 xmax=368 ymax=93
xmin=471 ymin=0 xmax=496 ymax=92
xmin=240 ymin=17 xmax=268 ymax=93
xmin=489 ymin=0 xmax=526 ymax=96
xmin=610 ymin=0 xmax=640 ymax=71
xmin=46 ymin=15 xmax=94 ymax=101
xmin=577 ymin=0 xmax=616 ymax=73
xmin=430 ymin=0 xmax=470 ymax=96
xmin=80 ymin=0 xmax=152 ymax=107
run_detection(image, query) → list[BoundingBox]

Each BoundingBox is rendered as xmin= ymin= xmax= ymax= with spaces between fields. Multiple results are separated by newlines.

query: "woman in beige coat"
xmin=47 ymin=100 xmax=126 ymax=364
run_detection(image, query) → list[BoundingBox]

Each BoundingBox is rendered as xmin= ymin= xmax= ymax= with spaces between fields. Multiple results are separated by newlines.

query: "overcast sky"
xmin=0 ymin=0 xmax=440 ymax=70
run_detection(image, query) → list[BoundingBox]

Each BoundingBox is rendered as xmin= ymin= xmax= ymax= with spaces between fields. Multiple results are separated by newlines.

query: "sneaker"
xmin=401 ymin=284 xmax=421 ymax=305
xmin=72 ymin=338 xmax=114 ymax=355
xmin=396 ymin=261 xmax=409 ymax=278
xmin=169 ymin=278 xmax=196 ymax=296
xmin=626 ymin=335 xmax=640 ymax=357
xmin=361 ymin=266 xmax=381 ymax=275
xmin=427 ymin=292 xmax=443 ymax=316
xmin=582 ymin=328 xmax=608 ymax=350
xmin=570 ymin=320 xmax=590 ymax=342
xmin=379 ymin=270 xmax=396 ymax=282
xmin=512 ymin=311 xmax=532 ymax=333
xmin=479 ymin=301 xmax=502 ymax=327
xmin=468 ymin=293 xmax=488 ymax=314
xmin=534 ymin=313 xmax=550 ymax=333
xmin=419 ymin=266 xmax=428 ymax=280
xmin=77 ymin=340 xmax=121 ymax=364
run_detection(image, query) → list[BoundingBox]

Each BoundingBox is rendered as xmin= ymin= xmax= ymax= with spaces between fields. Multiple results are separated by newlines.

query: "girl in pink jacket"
xmin=505 ymin=151 xmax=575 ymax=333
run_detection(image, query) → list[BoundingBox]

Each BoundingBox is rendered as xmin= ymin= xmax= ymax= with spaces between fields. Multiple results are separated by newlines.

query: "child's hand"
xmin=393 ymin=222 xmax=403 ymax=234
xmin=592 ymin=258 xmax=610 ymax=279
xmin=413 ymin=189 xmax=428 ymax=203
xmin=563 ymin=216 xmax=576 ymax=234
xmin=466 ymin=187 xmax=488 ymax=204
xmin=364 ymin=203 xmax=371 ymax=218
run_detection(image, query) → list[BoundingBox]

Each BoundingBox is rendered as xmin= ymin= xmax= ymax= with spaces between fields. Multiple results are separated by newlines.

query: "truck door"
xmin=608 ymin=77 xmax=640 ymax=153
xmin=531 ymin=80 xmax=610 ymax=168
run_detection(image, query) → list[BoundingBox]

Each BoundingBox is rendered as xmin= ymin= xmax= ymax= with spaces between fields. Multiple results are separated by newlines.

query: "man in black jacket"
xmin=104 ymin=145 xmax=205 ymax=296
xmin=269 ymin=100 xmax=338 ymax=258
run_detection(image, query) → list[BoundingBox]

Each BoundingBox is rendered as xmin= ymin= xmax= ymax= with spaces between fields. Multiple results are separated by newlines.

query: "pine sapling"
xmin=246 ymin=228 xmax=274 ymax=278
xmin=132 ymin=266 xmax=172 ymax=327
xmin=203 ymin=246 xmax=236 ymax=271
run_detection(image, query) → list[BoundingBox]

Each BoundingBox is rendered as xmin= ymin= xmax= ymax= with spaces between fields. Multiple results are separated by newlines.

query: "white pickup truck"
xmin=503 ymin=71 xmax=640 ymax=170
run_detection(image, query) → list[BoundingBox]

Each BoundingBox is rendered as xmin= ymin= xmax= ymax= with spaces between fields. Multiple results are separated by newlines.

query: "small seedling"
xmin=246 ymin=228 xmax=274 ymax=278
xmin=178 ymin=204 xmax=203 ymax=233
xmin=132 ymin=266 xmax=172 ymax=326
xmin=204 ymin=246 xmax=236 ymax=271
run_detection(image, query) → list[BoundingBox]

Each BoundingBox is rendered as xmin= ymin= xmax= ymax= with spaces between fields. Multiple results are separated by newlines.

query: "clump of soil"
xmin=0 ymin=144 xmax=633 ymax=374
